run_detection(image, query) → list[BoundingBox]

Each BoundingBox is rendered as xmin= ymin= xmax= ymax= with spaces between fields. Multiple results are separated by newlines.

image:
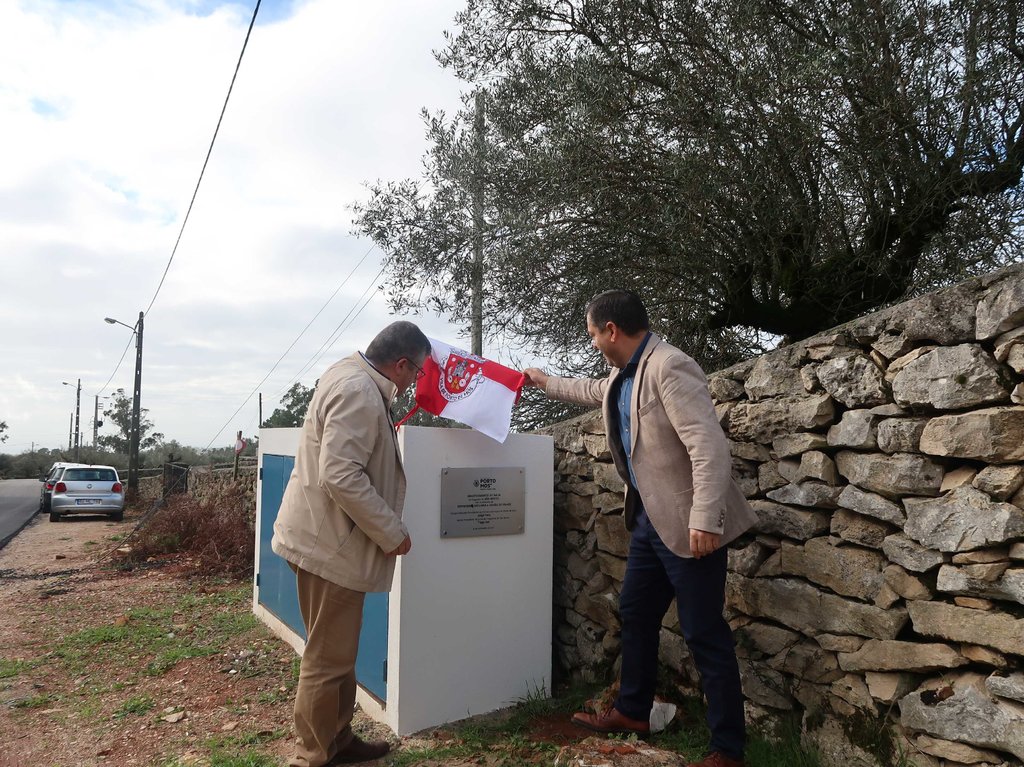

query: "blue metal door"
xmin=258 ymin=454 xmax=305 ymax=638
xmin=258 ymin=452 xmax=388 ymax=701
xmin=357 ymin=592 xmax=388 ymax=700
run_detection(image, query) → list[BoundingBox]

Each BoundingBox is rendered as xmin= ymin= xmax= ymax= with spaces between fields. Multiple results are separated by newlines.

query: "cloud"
xmin=0 ymin=0 xmax=468 ymax=450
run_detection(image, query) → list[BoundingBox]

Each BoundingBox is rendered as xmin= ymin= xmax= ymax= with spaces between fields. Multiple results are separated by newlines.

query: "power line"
xmin=146 ymin=0 xmax=262 ymax=316
xmin=202 ymin=264 xmax=386 ymax=451
xmin=94 ymin=334 xmax=135 ymax=398
xmin=94 ymin=0 xmax=262 ymax=399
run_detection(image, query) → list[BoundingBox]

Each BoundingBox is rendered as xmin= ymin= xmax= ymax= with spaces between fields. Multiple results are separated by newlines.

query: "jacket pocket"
xmin=638 ymin=398 xmax=661 ymax=417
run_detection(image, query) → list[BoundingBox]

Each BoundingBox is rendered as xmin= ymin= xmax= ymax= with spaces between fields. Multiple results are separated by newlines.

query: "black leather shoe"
xmin=330 ymin=735 xmax=391 ymax=764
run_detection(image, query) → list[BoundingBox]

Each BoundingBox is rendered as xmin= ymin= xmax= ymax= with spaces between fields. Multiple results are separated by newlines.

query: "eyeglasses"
xmin=406 ymin=359 xmax=426 ymax=380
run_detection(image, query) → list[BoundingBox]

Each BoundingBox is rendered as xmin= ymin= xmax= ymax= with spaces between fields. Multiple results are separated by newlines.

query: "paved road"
xmin=0 ymin=479 xmax=41 ymax=549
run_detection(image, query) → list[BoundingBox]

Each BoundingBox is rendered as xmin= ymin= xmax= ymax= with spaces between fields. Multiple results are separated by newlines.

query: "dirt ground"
xmin=0 ymin=506 xmax=626 ymax=767
xmin=0 ymin=507 xmax=299 ymax=766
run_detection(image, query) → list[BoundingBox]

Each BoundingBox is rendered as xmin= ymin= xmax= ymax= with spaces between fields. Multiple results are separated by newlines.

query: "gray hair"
xmin=365 ymin=321 xmax=430 ymax=365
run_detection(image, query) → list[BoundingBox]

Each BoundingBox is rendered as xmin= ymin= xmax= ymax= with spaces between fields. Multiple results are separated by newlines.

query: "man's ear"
xmin=606 ymin=321 xmax=620 ymax=341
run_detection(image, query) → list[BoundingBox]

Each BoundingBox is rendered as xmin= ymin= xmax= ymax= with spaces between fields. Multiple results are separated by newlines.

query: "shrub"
xmin=126 ymin=482 xmax=254 ymax=579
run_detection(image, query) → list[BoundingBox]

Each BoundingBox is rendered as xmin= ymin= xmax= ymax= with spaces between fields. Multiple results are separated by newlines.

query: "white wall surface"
xmin=389 ymin=426 xmax=553 ymax=735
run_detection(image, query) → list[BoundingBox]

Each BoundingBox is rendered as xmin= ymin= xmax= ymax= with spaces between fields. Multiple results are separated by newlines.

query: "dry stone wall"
xmin=545 ymin=264 xmax=1024 ymax=767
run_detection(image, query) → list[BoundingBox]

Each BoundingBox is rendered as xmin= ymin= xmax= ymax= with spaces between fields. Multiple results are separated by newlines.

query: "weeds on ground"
xmin=122 ymin=482 xmax=254 ymax=578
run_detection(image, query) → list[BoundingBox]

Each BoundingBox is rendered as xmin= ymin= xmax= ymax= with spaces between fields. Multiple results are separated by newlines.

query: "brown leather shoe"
xmin=686 ymin=752 xmax=745 ymax=767
xmin=330 ymin=735 xmax=391 ymax=764
xmin=572 ymin=706 xmax=650 ymax=736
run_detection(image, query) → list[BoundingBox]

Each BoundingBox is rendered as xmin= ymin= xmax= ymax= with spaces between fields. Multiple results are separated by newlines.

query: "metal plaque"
xmin=440 ymin=466 xmax=526 ymax=538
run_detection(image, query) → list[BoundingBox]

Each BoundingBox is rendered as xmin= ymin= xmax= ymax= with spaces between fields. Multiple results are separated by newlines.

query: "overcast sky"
xmin=0 ymin=0 xmax=481 ymax=452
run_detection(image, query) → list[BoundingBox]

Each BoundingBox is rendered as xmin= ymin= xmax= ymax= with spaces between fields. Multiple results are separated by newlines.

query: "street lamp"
xmin=104 ymin=312 xmax=144 ymax=499
xmin=62 ymin=378 xmax=81 ymax=461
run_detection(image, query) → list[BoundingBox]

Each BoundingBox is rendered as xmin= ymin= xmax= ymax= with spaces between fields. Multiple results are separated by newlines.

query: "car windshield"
xmin=62 ymin=468 xmax=117 ymax=482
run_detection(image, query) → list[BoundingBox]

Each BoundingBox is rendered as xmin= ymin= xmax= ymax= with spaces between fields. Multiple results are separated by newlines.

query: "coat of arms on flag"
xmin=396 ymin=338 xmax=525 ymax=443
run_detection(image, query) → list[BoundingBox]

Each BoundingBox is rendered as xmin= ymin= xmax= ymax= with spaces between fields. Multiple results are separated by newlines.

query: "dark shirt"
xmin=610 ymin=333 xmax=651 ymax=493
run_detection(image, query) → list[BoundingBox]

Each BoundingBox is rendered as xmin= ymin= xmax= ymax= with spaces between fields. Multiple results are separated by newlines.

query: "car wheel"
xmin=49 ymin=511 xmax=61 ymax=522
xmin=110 ymin=511 xmax=124 ymax=522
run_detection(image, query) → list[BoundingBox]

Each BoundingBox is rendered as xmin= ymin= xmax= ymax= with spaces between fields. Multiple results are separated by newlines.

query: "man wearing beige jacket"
xmin=272 ymin=321 xmax=430 ymax=766
xmin=524 ymin=290 xmax=757 ymax=767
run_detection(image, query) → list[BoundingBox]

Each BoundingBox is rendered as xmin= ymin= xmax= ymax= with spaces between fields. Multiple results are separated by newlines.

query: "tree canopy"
xmin=355 ymin=0 xmax=1023 ymax=381
xmin=261 ymin=383 xmax=316 ymax=429
xmin=97 ymin=388 xmax=164 ymax=454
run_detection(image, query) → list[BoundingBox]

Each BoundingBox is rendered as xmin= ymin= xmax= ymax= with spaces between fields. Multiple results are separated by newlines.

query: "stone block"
xmin=987 ymin=672 xmax=1024 ymax=704
xmin=744 ymin=351 xmax=807 ymax=401
xmin=750 ymin=500 xmax=831 ymax=540
xmin=937 ymin=565 xmax=1024 ymax=605
xmin=816 ymin=634 xmax=866 ymax=653
xmin=882 ymin=533 xmax=948 ymax=573
xmin=837 ymin=639 xmax=967 ymax=673
xmin=831 ymin=508 xmax=893 ymax=548
xmin=865 ymin=671 xmax=919 ymax=704
xmin=727 ymin=575 xmax=908 ymax=639
xmin=757 ymin=461 xmax=787 ymax=493
xmin=830 ymin=673 xmax=876 ymax=711
xmin=892 ymin=344 xmax=1012 ymax=410
xmin=953 ymin=596 xmax=994 ymax=610
xmin=592 ymin=491 xmax=624 ymax=513
xmin=951 ymin=547 xmax=1009 ymax=564
xmin=755 ymin=551 xmax=782 ymax=577
xmin=899 ymin=676 xmax=1024 ymax=760
xmin=729 ymin=440 xmax=771 ymax=462
xmin=960 ymin=645 xmax=1007 ymax=668
xmin=904 ymin=486 xmax=1024 ymax=552
xmin=737 ymin=657 xmax=793 ymax=710
xmin=768 ymin=640 xmax=842 ymax=684
xmin=1011 ymin=542 xmax=1024 ymax=560
xmin=772 ymin=432 xmax=829 ymax=458
xmin=778 ymin=537 xmax=886 ymax=602
xmin=973 ymin=464 xmax=1024 ymax=500
xmin=817 ymin=353 xmax=891 ymax=408
xmin=766 ymin=481 xmax=843 ymax=508
xmin=582 ymin=433 xmax=611 ymax=460
xmin=592 ymin=462 xmax=625 ymax=493
xmin=885 ymin=346 xmax=937 ymax=382
xmin=709 ymin=375 xmax=746 ymax=402
xmin=877 ymin=417 xmax=929 ymax=454
xmin=994 ymin=325 xmax=1024 ymax=362
xmin=777 ymin=459 xmax=800 ymax=483
xmin=796 ymin=451 xmax=839 ymax=484
xmin=976 ymin=268 xmax=1024 ymax=339
xmin=595 ymin=551 xmax=627 ymax=583
xmin=919 ymin=406 xmax=1024 ymax=462
xmin=836 ymin=451 xmax=944 ymax=498
xmin=837 ymin=485 xmax=905 ymax=525
xmin=939 ymin=465 xmax=977 ymax=492
xmin=908 ymin=601 xmax=1024 ymax=655
xmin=827 ymin=409 xmax=879 ymax=449
xmin=728 ymin=540 xmax=772 ymax=577
xmin=728 ymin=394 xmax=836 ymax=443
xmin=734 ymin=621 xmax=801 ymax=657
xmin=594 ymin=513 xmax=629 ymax=557
xmin=913 ymin=734 xmax=1005 ymax=765
xmin=883 ymin=564 xmax=933 ymax=600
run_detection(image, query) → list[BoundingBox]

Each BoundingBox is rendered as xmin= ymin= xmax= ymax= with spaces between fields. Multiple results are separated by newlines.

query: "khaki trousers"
xmin=289 ymin=563 xmax=365 ymax=767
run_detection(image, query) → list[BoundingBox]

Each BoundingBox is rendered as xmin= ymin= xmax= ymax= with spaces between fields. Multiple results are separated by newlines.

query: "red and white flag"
xmin=400 ymin=338 xmax=525 ymax=443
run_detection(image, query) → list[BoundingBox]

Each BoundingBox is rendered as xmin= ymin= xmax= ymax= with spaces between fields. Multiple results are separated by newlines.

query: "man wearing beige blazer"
xmin=272 ymin=321 xmax=430 ymax=766
xmin=524 ymin=290 xmax=757 ymax=767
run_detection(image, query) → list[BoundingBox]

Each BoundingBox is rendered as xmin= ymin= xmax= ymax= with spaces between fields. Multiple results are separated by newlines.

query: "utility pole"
xmin=128 ymin=311 xmax=144 ymax=500
xmin=68 ymin=412 xmax=73 ymax=451
xmin=470 ymin=89 xmax=486 ymax=357
xmin=93 ymin=395 xmax=100 ymax=447
xmin=73 ymin=378 xmax=81 ymax=461
xmin=258 ymin=393 xmax=263 ymax=427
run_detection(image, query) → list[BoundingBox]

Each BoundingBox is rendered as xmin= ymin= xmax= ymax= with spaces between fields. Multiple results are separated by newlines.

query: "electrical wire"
xmin=93 ymin=0 xmax=262 ymax=400
xmin=146 ymin=0 xmax=262 ymax=316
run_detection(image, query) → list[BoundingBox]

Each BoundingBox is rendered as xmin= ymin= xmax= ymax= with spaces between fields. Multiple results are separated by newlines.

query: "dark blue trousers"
xmin=614 ymin=513 xmax=745 ymax=759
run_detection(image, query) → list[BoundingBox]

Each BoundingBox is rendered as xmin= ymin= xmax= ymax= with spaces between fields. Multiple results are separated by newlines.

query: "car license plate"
xmin=76 ymin=499 xmax=101 ymax=506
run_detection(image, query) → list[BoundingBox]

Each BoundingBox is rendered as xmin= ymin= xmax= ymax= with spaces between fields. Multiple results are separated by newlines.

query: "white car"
xmin=49 ymin=464 xmax=124 ymax=522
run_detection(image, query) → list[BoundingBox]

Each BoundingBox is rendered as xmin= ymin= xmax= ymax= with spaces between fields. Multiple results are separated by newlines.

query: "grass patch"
xmin=113 ymin=694 xmax=155 ymax=719
xmin=0 ymin=658 xmax=33 ymax=679
xmin=11 ymin=693 xmax=54 ymax=709
xmin=50 ymin=585 xmax=259 ymax=680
